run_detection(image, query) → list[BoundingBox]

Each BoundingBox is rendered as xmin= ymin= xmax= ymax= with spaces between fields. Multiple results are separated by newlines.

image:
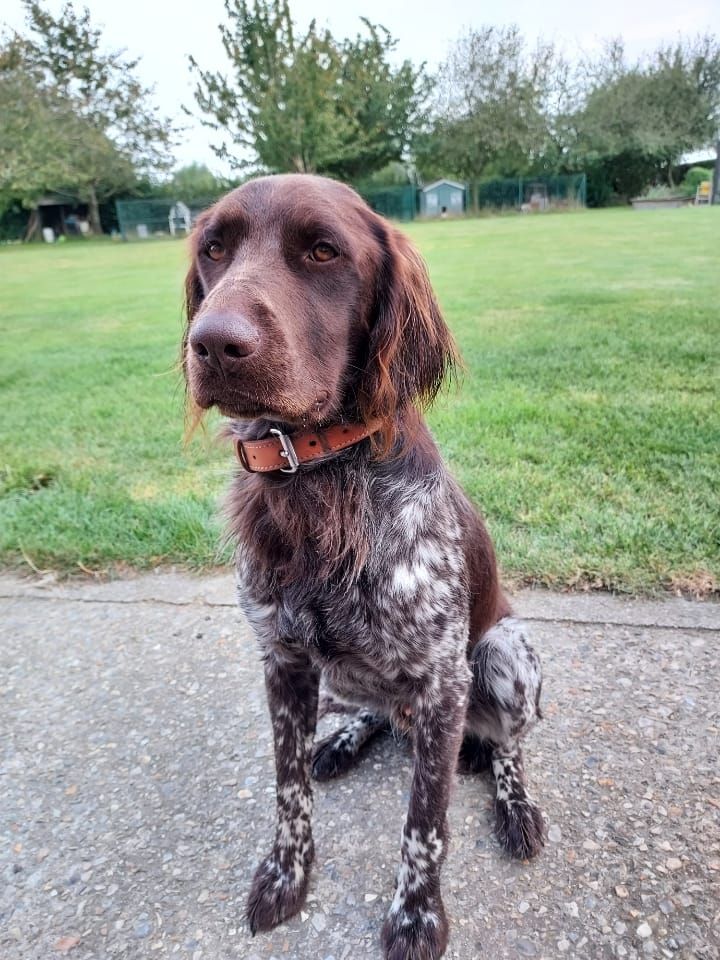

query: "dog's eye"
xmin=205 ymin=240 xmax=225 ymax=262
xmin=309 ymin=242 xmax=338 ymax=263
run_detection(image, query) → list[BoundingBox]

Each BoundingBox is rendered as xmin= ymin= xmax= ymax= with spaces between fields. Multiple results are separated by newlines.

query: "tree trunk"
xmin=24 ymin=208 xmax=40 ymax=242
xmin=712 ymin=139 xmax=720 ymax=205
xmin=87 ymin=185 xmax=102 ymax=234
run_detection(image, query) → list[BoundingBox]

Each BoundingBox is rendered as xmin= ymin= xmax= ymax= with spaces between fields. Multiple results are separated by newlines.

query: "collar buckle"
xmin=269 ymin=428 xmax=300 ymax=473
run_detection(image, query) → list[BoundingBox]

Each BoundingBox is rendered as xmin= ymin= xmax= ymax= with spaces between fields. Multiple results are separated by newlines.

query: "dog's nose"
xmin=189 ymin=313 xmax=260 ymax=369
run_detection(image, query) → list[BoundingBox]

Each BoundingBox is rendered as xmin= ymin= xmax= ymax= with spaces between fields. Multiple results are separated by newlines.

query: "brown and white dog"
xmin=183 ymin=174 xmax=545 ymax=959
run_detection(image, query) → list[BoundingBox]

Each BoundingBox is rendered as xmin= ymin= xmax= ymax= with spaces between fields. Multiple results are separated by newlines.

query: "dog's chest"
xmin=236 ymin=491 xmax=470 ymax=698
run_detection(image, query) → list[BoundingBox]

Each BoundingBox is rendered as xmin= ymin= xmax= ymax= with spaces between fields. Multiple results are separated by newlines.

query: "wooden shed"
xmin=419 ymin=179 xmax=466 ymax=217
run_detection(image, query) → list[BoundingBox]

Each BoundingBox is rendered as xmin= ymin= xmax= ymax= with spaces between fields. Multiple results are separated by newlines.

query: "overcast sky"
xmin=4 ymin=0 xmax=719 ymax=174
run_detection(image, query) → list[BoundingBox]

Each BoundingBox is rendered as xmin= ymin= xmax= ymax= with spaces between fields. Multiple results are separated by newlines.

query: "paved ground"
xmin=1 ymin=572 xmax=718 ymax=960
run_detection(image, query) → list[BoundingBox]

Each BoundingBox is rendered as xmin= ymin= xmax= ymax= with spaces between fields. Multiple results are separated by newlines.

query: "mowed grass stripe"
xmin=1 ymin=208 xmax=718 ymax=594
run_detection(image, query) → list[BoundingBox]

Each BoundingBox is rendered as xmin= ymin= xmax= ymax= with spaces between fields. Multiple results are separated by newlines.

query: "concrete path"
xmin=1 ymin=572 xmax=718 ymax=960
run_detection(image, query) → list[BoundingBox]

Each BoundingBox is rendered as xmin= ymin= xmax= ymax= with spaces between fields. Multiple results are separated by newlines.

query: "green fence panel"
xmin=358 ymin=185 xmax=417 ymax=221
xmin=115 ymin=197 xmax=220 ymax=240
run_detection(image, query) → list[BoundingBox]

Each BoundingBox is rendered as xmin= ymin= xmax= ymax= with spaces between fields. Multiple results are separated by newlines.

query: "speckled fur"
xmin=235 ymin=433 xmax=546 ymax=954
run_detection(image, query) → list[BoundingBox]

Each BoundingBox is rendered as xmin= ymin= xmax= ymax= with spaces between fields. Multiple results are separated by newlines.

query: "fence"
xmin=115 ymin=198 xmax=217 ymax=240
xmin=115 ymin=174 xmax=586 ymax=238
xmin=359 ymin=185 xmax=417 ymax=221
xmin=471 ymin=173 xmax=587 ymax=212
xmin=359 ymin=174 xmax=585 ymax=221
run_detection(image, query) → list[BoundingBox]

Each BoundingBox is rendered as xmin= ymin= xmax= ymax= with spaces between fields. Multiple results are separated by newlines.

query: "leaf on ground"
xmin=54 ymin=935 xmax=81 ymax=953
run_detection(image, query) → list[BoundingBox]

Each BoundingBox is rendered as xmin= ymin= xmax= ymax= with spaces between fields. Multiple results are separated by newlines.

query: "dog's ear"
xmin=184 ymin=258 xmax=205 ymax=325
xmin=181 ymin=213 xmax=211 ymax=435
xmin=359 ymin=219 xmax=459 ymax=454
xmin=181 ymin=211 xmax=210 ymax=379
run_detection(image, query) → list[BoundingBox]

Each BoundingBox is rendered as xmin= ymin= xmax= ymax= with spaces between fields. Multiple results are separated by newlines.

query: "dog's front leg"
xmin=382 ymin=668 xmax=470 ymax=960
xmin=246 ymin=650 xmax=320 ymax=934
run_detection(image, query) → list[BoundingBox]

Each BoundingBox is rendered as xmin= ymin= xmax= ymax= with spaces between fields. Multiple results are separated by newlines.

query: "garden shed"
xmin=420 ymin=179 xmax=466 ymax=217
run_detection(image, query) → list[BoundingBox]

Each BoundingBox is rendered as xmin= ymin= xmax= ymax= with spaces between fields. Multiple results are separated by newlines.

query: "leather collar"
xmin=235 ymin=421 xmax=379 ymax=474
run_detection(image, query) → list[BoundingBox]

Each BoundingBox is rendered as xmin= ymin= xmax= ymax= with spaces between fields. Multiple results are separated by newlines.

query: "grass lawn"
xmin=1 ymin=207 xmax=718 ymax=595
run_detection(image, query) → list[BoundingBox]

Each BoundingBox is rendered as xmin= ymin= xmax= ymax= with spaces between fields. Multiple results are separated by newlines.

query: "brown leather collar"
xmin=235 ymin=421 xmax=379 ymax=474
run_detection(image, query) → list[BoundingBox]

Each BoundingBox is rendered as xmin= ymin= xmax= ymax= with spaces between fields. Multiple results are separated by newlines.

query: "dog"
xmin=182 ymin=173 xmax=545 ymax=959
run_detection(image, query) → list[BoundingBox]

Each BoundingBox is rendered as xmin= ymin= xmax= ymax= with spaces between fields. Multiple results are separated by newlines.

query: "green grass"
xmin=1 ymin=208 xmax=718 ymax=595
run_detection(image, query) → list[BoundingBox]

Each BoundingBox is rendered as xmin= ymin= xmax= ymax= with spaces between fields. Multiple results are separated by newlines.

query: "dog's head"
xmin=183 ymin=174 xmax=458 ymax=452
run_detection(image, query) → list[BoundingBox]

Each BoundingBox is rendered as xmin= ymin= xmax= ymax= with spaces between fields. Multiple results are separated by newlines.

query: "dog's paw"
xmin=311 ymin=730 xmax=359 ymax=781
xmin=494 ymin=797 xmax=546 ymax=860
xmin=245 ymin=851 xmax=311 ymax=934
xmin=381 ymin=902 xmax=449 ymax=960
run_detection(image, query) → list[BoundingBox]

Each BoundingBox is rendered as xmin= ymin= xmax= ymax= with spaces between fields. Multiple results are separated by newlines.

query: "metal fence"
xmin=359 ymin=185 xmax=417 ymax=221
xmin=359 ymin=174 xmax=585 ymax=221
xmin=472 ymin=173 xmax=587 ymax=211
xmin=115 ymin=198 xmax=217 ymax=240
xmin=115 ymin=173 xmax=586 ymax=238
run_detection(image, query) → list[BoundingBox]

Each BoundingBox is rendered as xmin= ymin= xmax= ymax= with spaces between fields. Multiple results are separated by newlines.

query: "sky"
xmin=3 ymin=0 xmax=720 ymax=174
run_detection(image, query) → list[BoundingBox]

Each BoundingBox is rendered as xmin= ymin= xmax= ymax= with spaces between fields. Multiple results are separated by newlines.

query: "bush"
xmin=680 ymin=166 xmax=713 ymax=198
xmin=641 ymin=184 xmax=680 ymax=199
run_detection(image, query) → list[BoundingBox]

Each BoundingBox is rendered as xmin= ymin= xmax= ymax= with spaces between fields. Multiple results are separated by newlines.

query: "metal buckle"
xmin=269 ymin=428 xmax=300 ymax=473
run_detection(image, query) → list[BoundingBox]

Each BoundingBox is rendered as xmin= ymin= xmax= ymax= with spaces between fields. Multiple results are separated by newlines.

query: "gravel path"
xmin=1 ymin=573 xmax=718 ymax=960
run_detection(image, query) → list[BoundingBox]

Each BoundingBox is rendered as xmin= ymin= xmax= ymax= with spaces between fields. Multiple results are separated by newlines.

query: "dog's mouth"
xmin=202 ymin=382 xmax=333 ymax=422
xmin=209 ymin=392 xmax=335 ymax=426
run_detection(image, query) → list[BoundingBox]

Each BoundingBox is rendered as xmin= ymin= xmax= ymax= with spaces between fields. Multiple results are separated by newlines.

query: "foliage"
xmin=640 ymin=184 xmax=681 ymax=199
xmin=562 ymin=37 xmax=720 ymax=202
xmin=680 ymin=165 xmax=714 ymax=197
xmin=154 ymin=164 xmax=239 ymax=205
xmin=355 ymin=161 xmax=415 ymax=190
xmin=415 ymin=26 xmax=563 ymax=189
xmin=188 ymin=0 xmax=428 ymax=180
xmin=419 ymin=29 xmax=720 ymax=204
xmin=0 ymin=1 xmax=175 ymax=231
xmin=0 ymin=39 xmax=89 ymax=210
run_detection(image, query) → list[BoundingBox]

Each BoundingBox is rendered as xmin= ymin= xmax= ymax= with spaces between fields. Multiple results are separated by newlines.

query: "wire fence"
xmin=359 ymin=174 xmax=585 ymax=222
xmin=358 ymin=185 xmax=417 ymax=221
xmin=115 ymin=198 xmax=218 ymax=240
xmin=114 ymin=173 xmax=586 ymax=238
xmin=472 ymin=173 xmax=587 ymax=211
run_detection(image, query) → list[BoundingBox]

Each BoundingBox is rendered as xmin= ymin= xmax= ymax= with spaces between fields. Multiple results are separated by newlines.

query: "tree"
xmin=10 ymin=0 xmax=176 ymax=232
xmin=188 ymin=0 xmax=428 ymax=180
xmin=415 ymin=26 xmax=560 ymax=194
xmin=0 ymin=38 xmax=77 ymax=213
xmin=563 ymin=37 xmax=720 ymax=201
xmin=152 ymin=163 xmax=238 ymax=204
xmin=418 ymin=29 xmax=720 ymax=205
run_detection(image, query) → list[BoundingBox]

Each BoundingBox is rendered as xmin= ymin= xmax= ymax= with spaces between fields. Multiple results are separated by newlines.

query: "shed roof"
xmin=421 ymin=179 xmax=466 ymax=192
xmin=37 ymin=191 xmax=81 ymax=206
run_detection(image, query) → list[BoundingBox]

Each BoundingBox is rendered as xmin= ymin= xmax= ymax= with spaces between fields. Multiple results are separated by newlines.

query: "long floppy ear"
xmin=182 ymin=210 xmax=209 ymax=350
xmin=181 ymin=214 xmax=210 ymax=435
xmin=180 ymin=211 xmax=210 ymax=379
xmin=184 ymin=257 xmax=205 ymax=325
xmin=359 ymin=219 xmax=460 ymax=455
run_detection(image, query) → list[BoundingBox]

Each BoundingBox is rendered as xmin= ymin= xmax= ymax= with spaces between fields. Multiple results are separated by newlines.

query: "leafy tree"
xmin=9 ymin=0 xmax=175 ymax=232
xmin=165 ymin=164 xmax=237 ymax=204
xmin=563 ymin=37 xmax=720 ymax=201
xmin=0 ymin=38 xmax=78 ymax=214
xmin=356 ymin=161 xmax=415 ymax=189
xmin=418 ymin=29 xmax=720 ymax=205
xmin=188 ymin=0 xmax=428 ymax=180
xmin=415 ymin=26 xmax=560 ymax=196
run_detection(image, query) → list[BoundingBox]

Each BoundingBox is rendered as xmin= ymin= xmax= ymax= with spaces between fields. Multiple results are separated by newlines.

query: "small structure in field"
xmin=169 ymin=201 xmax=192 ymax=236
xmin=419 ymin=179 xmax=466 ymax=218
